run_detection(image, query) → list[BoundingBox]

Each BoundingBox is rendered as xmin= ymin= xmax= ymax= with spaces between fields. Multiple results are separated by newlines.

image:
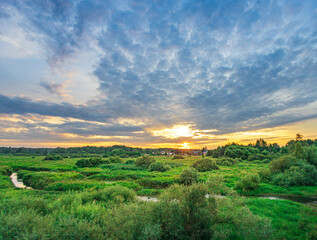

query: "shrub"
xmin=148 ymin=162 xmax=171 ymax=172
xmin=216 ymin=157 xmax=239 ymax=166
xmin=125 ymin=159 xmax=136 ymax=165
xmin=192 ymin=159 xmax=219 ymax=172
xmin=75 ymin=158 xmax=102 ymax=168
xmin=179 ymin=168 xmax=199 ymax=185
xmin=271 ymin=163 xmax=317 ymax=187
xmin=43 ymin=155 xmax=62 ymax=161
xmin=160 ymin=184 xmax=217 ymax=239
xmin=258 ymin=168 xmax=271 ymax=182
xmin=269 ymin=155 xmax=294 ymax=173
xmin=135 ymin=156 xmax=156 ymax=168
xmin=304 ymin=145 xmax=317 ymax=167
xmin=81 ymin=185 xmax=137 ymax=205
xmin=0 ymin=166 xmax=13 ymax=176
xmin=109 ymin=156 xmax=123 ymax=163
xmin=0 ymin=210 xmax=55 ymax=239
xmin=172 ymin=155 xmax=184 ymax=159
xmin=206 ymin=175 xmax=236 ymax=195
xmin=235 ymin=173 xmax=260 ymax=191
xmin=0 ymin=175 xmax=13 ymax=189
xmin=247 ymin=153 xmax=266 ymax=161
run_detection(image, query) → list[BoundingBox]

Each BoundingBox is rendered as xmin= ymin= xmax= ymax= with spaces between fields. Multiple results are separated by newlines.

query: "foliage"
xmin=206 ymin=175 xmax=236 ymax=196
xmin=215 ymin=157 xmax=239 ymax=166
xmin=192 ymin=159 xmax=219 ymax=172
xmin=179 ymin=168 xmax=199 ymax=185
xmin=247 ymin=153 xmax=266 ymax=161
xmin=135 ymin=155 xmax=156 ymax=168
xmin=0 ymin=166 xmax=13 ymax=176
xmin=269 ymin=155 xmax=294 ymax=173
xmin=75 ymin=158 xmax=102 ymax=168
xmin=109 ymin=156 xmax=123 ymax=163
xmin=125 ymin=159 xmax=136 ymax=164
xmin=101 ymin=163 xmax=143 ymax=171
xmin=271 ymin=162 xmax=317 ymax=187
xmin=172 ymin=155 xmax=184 ymax=159
xmin=148 ymin=162 xmax=171 ymax=172
xmin=235 ymin=173 xmax=261 ymax=191
xmin=43 ymin=155 xmax=62 ymax=161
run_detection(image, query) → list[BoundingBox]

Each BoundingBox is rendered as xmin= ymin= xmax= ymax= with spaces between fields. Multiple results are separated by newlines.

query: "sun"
xmin=152 ymin=124 xmax=196 ymax=139
xmin=181 ymin=142 xmax=190 ymax=149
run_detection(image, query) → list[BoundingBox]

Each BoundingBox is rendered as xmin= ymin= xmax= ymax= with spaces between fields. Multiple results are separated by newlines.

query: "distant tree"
xmin=296 ymin=133 xmax=304 ymax=141
xmin=255 ymin=138 xmax=267 ymax=148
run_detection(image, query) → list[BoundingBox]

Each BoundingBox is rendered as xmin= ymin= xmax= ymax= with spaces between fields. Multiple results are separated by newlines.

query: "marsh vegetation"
xmin=0 ymin=136 xmax=316 ymax=239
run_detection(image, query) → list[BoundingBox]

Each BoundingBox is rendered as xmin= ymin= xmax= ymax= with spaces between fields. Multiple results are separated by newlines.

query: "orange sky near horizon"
xmin=1 ymin=117 xmax=316 ymax=149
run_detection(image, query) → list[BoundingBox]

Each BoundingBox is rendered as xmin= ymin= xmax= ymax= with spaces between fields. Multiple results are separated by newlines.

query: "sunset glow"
xmin=0 ymin=1 xmax=316 ymax=148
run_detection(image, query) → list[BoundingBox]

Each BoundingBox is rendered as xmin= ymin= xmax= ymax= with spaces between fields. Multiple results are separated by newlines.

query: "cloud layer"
xmin=0 ymin=0 xmax=317 ymax=147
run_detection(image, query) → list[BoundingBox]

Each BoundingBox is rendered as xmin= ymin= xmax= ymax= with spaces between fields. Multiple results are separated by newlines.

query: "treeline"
xmin=207 ymin=137 xmax=317 ymax=161
xmin=0 ymin=145 xmax=162 ymax=158
xmin=0 ymin=145 xmax=198 ymax=158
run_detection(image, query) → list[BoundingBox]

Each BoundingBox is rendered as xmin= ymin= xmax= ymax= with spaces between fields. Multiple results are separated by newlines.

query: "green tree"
xmin=179 ymin=168 xmax=199 ymax=185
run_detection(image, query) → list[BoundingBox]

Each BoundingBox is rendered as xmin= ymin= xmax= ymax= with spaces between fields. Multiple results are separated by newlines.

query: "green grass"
xmin=245 ymin=198 xmax=317 ymax=239
xmin=1 ymin=155 xmax=316 ymax=197
xmin=0 ymin=154 xmax=316 ymax=239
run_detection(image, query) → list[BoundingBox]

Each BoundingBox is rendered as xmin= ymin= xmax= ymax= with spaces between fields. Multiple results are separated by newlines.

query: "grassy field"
xmin=0 ymin=155 xmax=316 ymax=197
xmin=0 ymin=155 xmax=316 ymax=239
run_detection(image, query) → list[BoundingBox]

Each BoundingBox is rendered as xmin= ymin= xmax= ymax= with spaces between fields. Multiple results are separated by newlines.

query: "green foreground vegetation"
xmin=0 ymin=136 xmax=316 ymax=239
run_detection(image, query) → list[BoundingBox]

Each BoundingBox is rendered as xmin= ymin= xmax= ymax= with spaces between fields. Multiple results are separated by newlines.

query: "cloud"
xmin=40 ymin=82 xmax=65 ymax=96
xmin=0 ymin=0 xmax=317 ymax=147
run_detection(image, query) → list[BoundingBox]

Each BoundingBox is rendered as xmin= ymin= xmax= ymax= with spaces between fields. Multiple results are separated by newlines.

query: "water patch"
xmin=10 ymin=173 xmax=32 ymax=189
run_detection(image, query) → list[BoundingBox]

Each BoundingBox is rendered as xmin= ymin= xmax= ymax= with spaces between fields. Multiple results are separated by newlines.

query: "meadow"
xmin=0 ymin=140 xmax=316 ymax=239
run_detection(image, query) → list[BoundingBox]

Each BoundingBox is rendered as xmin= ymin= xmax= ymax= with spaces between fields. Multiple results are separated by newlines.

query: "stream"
xmin=10 ymin=173 xmax=316 ymax=204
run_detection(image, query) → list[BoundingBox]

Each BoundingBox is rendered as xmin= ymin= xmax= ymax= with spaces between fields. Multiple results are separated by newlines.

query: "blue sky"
xmin=0 ymin=0 xmax=317 ymax=148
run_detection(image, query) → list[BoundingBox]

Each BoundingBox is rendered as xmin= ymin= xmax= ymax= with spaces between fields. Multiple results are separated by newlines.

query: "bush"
xmin=43 ymin=155 xmax=62 ymax=161
xmin=304 ymin=145 xmax=317 ymax=167
xmin=148 ymin=162 xmax=171 ymax=172
xmin=172 ymin=155 xmax=184 ymax=159
xmin=269 ymin=155 xmax=294 ymax=173
xmin=109 ymin=156 xmax=123 ymax=163
xmin=216 ymin=157 xmax=239 ymax=166
xmin=135 ymin=156 xmax=156 ymax=168
xmin=0 ymin=166 xmax=13 ymax=176
xmin=258 ymin=168 xmax=271 ymax=182
xmin=192 ymin=159 xmax=219 ymax=172
xmin=271 ymin=163 xmax=317 ymax=187
xmin=179 ymin=168 xmax=199 ymax=185
xmin=75 ymin=158 xmax=102 ymax=168
xmin=125 ymin=159 xmax=136 ymax=165
xmin=81 ymin=185 xmax=137 ymax=205
xmin=160 ymin=184 xmax=217 ymax=239
xmin=247 ymin=153 xmax=266 ymax=161
xmin=206 ymin=175 xmax=236 ymax=196
xmin=235 ymin=173 xmax=260 ymax=191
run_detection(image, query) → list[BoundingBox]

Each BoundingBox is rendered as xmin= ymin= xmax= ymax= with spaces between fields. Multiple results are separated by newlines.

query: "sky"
xmin=0 ymin=0 xmax=317 ymax=149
